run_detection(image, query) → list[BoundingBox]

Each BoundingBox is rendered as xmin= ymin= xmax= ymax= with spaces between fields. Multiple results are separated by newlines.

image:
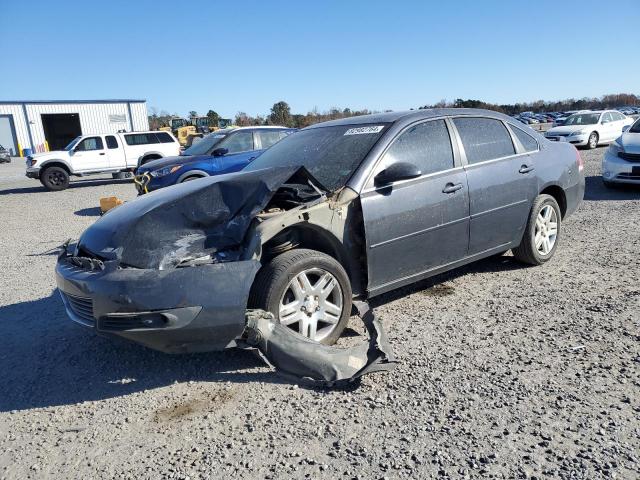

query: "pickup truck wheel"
xmin=512 ymin=194 xmax=561 ymax=265
xmin=250 ymin=249 xmax=352 ymax=345
xmin=40 ymin=166 xmax=69 ymax=191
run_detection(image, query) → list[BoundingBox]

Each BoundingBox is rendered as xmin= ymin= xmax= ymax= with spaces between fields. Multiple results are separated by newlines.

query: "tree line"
xmin=149 ymin=93 xmax=639 ymax=129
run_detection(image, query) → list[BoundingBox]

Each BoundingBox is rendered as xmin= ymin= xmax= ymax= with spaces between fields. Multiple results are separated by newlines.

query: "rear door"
xmin=360 ymin=118 xmax=470 ymax=293
xmin=71 ymin=136 xmax=106 ymax=171
xmin=105 ymin=135 xmax=126 ymax=168
xmin=451 ymin=117 xmax=538 ymax=256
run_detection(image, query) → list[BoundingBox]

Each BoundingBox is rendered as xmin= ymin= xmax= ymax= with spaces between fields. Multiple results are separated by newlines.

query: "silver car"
xmin=0 ymin=144 xmax=10 ymax=163
xmin=602 ymin=117 xmax=640 ymax=187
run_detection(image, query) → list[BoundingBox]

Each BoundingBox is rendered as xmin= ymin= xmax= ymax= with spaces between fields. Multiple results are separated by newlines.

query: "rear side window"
xmin=381 ymin=119 xmax=454 ymax=176
xmin=76 ymin=137 xmax=104 ymax=151
xmin=612 ymin=112 xmax=625 ymax=121
xmin=221 ymin=131 xmax=254 ymax=153
xmin=156 ymin=132 xmax=176 ymax=143
xmin=257 ymin=130 xmax=285 ymax=149
xmin=510 ymin=125 xmax=538 ymax=152
xmin=106 ymin=135 xmax=119 ymax=149
xmin=124 ymin=133 xmax=160 ymax=145
xmin=453 ymin=118 xmax=515 ymax=164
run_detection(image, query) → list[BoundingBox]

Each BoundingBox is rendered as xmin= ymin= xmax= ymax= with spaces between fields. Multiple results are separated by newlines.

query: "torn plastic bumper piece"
xmin=243 ymin=301 xmax=397 ymax=387
xmin=55 ymin=256 xmax=261 ymax=353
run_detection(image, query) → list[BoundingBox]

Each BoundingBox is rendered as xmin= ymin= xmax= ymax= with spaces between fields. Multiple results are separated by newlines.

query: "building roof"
xmin=0 ymin=99 xmax=146 ymax=105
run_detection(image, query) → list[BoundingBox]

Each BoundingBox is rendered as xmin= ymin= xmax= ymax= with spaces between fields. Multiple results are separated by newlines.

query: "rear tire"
xmin=587 ymin=132 xmax=598 ymax=149
xmin=250 ymin=249 xmax=352 ymax=345
xmin=40 ymin=166 xmax=69 ymax=191
xmin=512 ymin=194 xmax=561 ymax=266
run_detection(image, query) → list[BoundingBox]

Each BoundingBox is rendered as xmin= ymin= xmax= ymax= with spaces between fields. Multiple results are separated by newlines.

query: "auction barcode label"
xmin=344 ymin=126 xmax=385 ymax=135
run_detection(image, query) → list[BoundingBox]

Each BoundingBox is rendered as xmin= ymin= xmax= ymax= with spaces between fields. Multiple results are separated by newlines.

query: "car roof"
xmin=305 ymin=108 xmax=515 ymax=129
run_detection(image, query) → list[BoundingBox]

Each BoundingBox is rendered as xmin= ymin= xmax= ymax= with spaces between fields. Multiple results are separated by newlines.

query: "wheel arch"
xmin=39 ymin=160 xmax=71 ymax=175
xmin=262 ymin=224 xmax=365 ymax=296
xmin=539 ymin=184 xmax=567 ymax=218
xmin=177 ymin=169 xmax=209 ymax=183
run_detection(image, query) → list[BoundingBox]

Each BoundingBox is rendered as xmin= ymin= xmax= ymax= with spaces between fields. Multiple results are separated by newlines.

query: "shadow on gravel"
xmin=74 ymin=207 xmax=102 ymax=217
xmin=370 ymin=254 xmax=524 ymax=308
xmin=0 ymin=179 xmax=131 ymax=196
xmin=584 ymin=175 xmax=640 ymax=201
xmin=0 ymin=291 xmax=276 ymax=413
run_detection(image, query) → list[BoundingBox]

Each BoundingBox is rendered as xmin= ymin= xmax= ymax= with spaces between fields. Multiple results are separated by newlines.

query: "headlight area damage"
xmin=55 ymin=165 xmax=397 ymax=385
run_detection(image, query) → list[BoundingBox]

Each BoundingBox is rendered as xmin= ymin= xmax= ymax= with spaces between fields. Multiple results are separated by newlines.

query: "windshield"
xmin=246 ymin=123 xmax=389 ymax=191
xmin=565 ymin=113 xmax=600 ymax=126
xmin=64 ymin=137 xmax=82 ymax=151
xmin=182 ymin=131 xmax=229 ymax=155
xmin=630 ymin=118 xmax=640 ymax=134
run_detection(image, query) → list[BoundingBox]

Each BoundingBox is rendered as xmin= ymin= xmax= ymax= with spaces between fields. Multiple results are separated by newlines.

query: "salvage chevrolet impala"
xmin=55 ymin=109 xmax=585 ymax=353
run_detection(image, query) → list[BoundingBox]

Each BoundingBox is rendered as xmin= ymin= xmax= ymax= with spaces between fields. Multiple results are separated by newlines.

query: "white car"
xmin=25 ymin=131 xmax=180 ymax=190
xmin=545 ymin=110 xmax=634 ymax=149
xmin=602 ymin=118 xmax=640 ymax=187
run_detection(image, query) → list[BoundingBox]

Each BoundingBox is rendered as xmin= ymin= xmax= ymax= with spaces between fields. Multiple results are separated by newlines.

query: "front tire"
xmin=587 ymin=132 xmax=598 ymax=149
xmin=40 ymin=166 xmax=70 ymax=191
xmin=250 ymin=249 xmax=352 ymax=345
xmin=512 ymin=194 xmax=561 ymax=265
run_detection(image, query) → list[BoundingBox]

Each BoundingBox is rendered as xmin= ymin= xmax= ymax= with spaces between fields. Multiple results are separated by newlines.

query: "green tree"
xmin=206 ymin=110 xmax=220 ymax=127
xmin=269 ymin=101 xmax=292 ymax=127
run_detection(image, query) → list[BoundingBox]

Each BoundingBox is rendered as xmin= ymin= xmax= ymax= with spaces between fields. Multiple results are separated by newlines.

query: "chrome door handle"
xmin=442 ymin=182 xmax=463 ymax=194
xmin=519 ymin=164 xmax=534 ymax=174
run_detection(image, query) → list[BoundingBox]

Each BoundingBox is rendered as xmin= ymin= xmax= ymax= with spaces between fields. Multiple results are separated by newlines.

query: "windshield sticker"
xmin=344 ymin=126 xmax=385 ymax=136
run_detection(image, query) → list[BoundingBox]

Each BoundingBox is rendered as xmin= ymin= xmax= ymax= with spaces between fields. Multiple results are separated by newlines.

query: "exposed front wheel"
xmin=587 ymin=132 xmax=598 ymax=149
xmin=250 ymin=249 xmax=352 ymax=345
xmin=512 ymin=194 xmax=561 ymax=265
xmin=40 ymin=166 xmax=70 ymax=191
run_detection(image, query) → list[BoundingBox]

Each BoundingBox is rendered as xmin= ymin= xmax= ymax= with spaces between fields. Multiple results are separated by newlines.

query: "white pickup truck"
xmin=25 ymin=131 xmax=180 ymax=191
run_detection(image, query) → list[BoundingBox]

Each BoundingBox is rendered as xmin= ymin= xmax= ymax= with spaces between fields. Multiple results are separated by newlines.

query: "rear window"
xmin=124 ymin=133 xmax=160 ymax=145
xmin=156 ymin=132 xmax=176 ymax=143
xmin=510 ymin=125 xmax=538 ymax=152
xmin=453 ymin=118 xmax=515 ymax=164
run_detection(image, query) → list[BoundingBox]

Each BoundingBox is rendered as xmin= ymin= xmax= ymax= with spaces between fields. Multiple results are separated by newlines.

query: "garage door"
xmin=0 ymin=115 xmax=18 ymax=156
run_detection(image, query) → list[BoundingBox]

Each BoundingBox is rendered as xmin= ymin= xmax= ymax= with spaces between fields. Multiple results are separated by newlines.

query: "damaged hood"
xmin=78 ymin=166 xmax=306 ymax=269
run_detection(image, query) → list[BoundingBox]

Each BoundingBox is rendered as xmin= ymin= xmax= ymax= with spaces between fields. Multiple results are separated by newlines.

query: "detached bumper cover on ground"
xmin=243 ymin=301 xmax=397 ymax=386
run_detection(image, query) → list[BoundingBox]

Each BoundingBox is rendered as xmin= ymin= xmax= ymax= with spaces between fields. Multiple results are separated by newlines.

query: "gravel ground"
xmin=0 ymin=148 xmax=638 ymax=480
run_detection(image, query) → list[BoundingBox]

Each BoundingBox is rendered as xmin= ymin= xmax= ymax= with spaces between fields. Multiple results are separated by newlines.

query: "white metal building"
xmin=0 ymin=100 xmax=149 ymax=156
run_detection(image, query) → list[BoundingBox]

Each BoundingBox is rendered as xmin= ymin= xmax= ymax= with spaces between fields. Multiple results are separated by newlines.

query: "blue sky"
xmin=1 ymin=0 xmax=638 ymax=117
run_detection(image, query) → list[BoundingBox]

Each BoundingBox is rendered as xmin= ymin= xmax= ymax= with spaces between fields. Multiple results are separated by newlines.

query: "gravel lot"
xmin=0 ymin=148 xmax=638 ymax=480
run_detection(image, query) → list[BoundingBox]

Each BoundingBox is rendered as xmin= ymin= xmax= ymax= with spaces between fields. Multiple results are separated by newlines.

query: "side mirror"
xmin=212 ymin=147 xmax=228 ymax=157
xmin=622 ymin=125 xmax=630 ymax=133
xmin=374 ymin=162 xmax=422 ymax=186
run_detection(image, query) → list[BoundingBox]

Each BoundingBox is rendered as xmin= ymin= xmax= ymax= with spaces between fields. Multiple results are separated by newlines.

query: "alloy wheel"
xmin=278 ymin=267 xmax=343 ymax=342
xmin=534 ymin=205 xmax=558 ymax=256
xmin=589 ymin=133 xmax=598 ymax=149
xmin=48 ymin=171 xmax=65 ymax=186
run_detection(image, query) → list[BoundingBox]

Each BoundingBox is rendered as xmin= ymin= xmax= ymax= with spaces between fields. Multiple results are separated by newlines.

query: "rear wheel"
xmin=587 ymin=132 xmax=598 ymax=149
xmin=250 ymin=249 xmax=352 ymax=345
xmin=512 ymin=194 xmax=561 ymax=265
xmin=40 ymin=166 xmax=69 ymax=191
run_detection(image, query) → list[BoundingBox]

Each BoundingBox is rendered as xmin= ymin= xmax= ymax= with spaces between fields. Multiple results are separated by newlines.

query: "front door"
xmin=360 ymin=119 xmax=470 ymax=294
xmin=71 ymin=136 xmax=106 ymax=171
xmin=452 ymin=117 xmax=537 ymax=255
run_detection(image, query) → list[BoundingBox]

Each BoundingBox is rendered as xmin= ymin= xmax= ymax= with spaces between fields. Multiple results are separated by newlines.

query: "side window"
xmin=257 ymin=130 xmax=284 ymax=149
xmin=156 ymin=132 xmax=176 ymax=143
xmin=106 ymin=135 xmax=119 ymax=149
xmin=221 ymin=131 xmax=254 ymax=153
xmin=124 ymin=133 xmax=160 ymax=145
xmin=510 ymin=125 xmax=538 ymax=152
xmin=612 ymin=112 xmax=625 ymax=121
xmin=453 ymin=117 xmax=515 ymax=164
xmin=601 ymin=113 xmax=613 ymax=124
xmin=380 ymin=119 xmax=454 ymax=176
xmin=76 ymin=136 xmax=104 ymax=151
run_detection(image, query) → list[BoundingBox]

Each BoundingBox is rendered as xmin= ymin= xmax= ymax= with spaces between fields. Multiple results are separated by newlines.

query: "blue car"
xmin=134 ymin=126 xmax=295 ymax=194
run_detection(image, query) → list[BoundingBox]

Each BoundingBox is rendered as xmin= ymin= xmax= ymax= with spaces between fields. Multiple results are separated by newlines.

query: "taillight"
xmin=575 ymin=147 xmax=584 ymax=172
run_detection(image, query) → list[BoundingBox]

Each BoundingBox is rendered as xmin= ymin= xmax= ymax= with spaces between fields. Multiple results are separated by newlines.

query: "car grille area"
xmin=61 ymin=292 xmax=95 ymax=326
xmin=618 ymin=152 xmax=640 ymax=162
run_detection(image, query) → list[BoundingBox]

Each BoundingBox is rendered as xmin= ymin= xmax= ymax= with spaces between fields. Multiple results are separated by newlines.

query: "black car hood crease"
xmin=79 ymin=166 xmax=319 ymax=269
